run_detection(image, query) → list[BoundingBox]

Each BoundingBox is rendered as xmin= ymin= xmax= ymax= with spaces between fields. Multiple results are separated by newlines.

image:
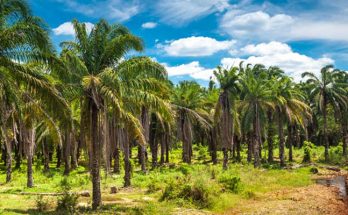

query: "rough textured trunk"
xmin=15 ymin=139 xmax=21 ymax=169
xmin=235 ymin=136 xmax=241 ymax=162
xmin=27 ymin=129 xmax=35 ymax=188
xmin=278 ymin=110 xmax=285 ymax=167
xmin=160 ymin=133 xmax=165 ymax=165
xmin=267 ymin=111 xmax=274 ymax=163
xmin=219 ymin=91 xmax=233 ymax=169
xmin=91 ymin=101 xmax=101 ymax=209
xmin=63 ymin=130 xmax=71 ymax=176
xmin=208 ymin=128 xmax=217 ymax=165
xmin=288 ymin=125 xmax=293 ymax=162
xmin=56 ymin=144 xmax=62 ymax=168
xmin=149 ymin=114 xmax=158 ymax=168
xmin=42 ymin=138 xmax=50 ymax=172
xmin=27 ymin=153 xmax=33 ymax=187
xmin=181 ymin=111 xmax=192 ymax=164
xmin=6 ymin=141 xmax=12 ymax=183
xmin=323 ymin=102 xmax=329 ymax=162
xmin=253 ymin=105 xmax=261 ymax=167
xmin=113 ymin=147 xmax=120 ymax=174
xmin=140 ymin=107 xmax=149 ymax=172
xmin=123 ymin=135 xmax=131 ymax=187
xmin=247 ymin=134 xmax=253 ymax=163
xmin=71 ymin=137 xmax=78 ymax=169
xmin=165 ymin=132 xmax=170 ymax=163
xmin=222 ymin=148 xmax=228 ymax=169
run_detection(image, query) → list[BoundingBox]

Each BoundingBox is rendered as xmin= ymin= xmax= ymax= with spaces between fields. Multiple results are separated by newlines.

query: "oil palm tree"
xmin=272 ymin=77 xmax=311 ymax=166
xmin=213 ymin=66 xmax=240 ymax=169
xmin=302 ymin=65 xmax=348 ymax=162
xmin=0 ymin=0 xmax=68 ymax=183
xmin=58 ymin=20 xmax=171 ymax=209
xmin=172 ymin=81 xmax=210 ymax=164
xmin=240 ymin=65 xmax=273 ymax=167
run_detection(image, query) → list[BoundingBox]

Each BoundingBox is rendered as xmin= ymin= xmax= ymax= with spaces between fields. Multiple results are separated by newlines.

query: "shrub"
xmin=303 ymin=141 xmax=315 ymax=163
xmin=218 ymin=174 xmax=241 ymax=193
xmin=56 ymin=178 xmax=78 ymax=214
xmin=36 ymin=195 xmax=49 ymax=212
xmin=160 ymin=177 xmax=217 ymax=208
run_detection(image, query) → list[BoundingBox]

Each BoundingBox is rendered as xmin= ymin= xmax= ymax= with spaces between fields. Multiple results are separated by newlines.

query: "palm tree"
xmin=0 ymin=0 xmax=68 ymax=183
xmin=172 ymin=81 xmax=210 ymax=164
xmin=240 ymin=65 xmax=273 ymax=167
xmin=302 ymin=65 xmax=348 ymax=162
xmin=58 ymin=20 xmax=171 ymax=209
xmin=213 ymin=66 xmax=239 ymax=169
xmin=271 ymin=77 xmax=311 ymax=166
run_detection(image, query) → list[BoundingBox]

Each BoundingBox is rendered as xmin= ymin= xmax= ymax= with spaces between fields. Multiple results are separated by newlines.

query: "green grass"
xmin=0 ymin=144 xmax=340 ymax=214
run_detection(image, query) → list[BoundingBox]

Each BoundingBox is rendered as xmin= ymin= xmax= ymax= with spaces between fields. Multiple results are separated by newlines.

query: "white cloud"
xmin=155 ymin=0 xmax=229 ymax=25
xmin=221 ymin=41 xmax=334 ymax=81
xmin=142 ymin=22 xmax=157 ymax=29
xmin=56 ymin=0 xmax=140 ymax=22
xmin=158 ymin=36 xmax=236 ymax=57
xmin=220 ymin=11 xmax=293 ymax=41
xmin=53 ymin=22 xmax=94 ymax=36
xmin=220 ymin=10 xmax=348 ymax=42
xmin=164 ymin=61 xmax=214 ymax=81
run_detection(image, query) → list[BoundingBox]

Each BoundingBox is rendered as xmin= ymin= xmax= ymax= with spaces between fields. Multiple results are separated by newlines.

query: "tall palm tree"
xmin=240 ymin=65 xmax=273 ymax=167
xmin=271 ymin=77 xmax=311 ymax=166
xmin=302 ymin=65 xmax=348 ymax=162
xmin=58 ymin=20 xmax=171 ymax=209
xmin=172 ymin=81 xmax=210 ymax=164
xmin=213 ymin=66 xmax=240 ymax=169
xmin=0 ymin=0 xmax=68 ymax=183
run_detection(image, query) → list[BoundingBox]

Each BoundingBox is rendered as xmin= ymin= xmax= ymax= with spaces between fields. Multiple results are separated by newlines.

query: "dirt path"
xmin=224 ymin=184 xmax=348 ymax=215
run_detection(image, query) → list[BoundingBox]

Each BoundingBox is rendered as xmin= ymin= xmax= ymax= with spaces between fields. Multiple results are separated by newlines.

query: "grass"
xmin=0 ymin=143 xmax=345 ymax=214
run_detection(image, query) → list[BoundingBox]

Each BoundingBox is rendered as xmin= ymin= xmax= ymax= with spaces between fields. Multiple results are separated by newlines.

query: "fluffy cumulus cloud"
xmin=220 ymin=10 xmax=348 ymax=42
xmin=55 ymin=0 xmax=140 ymax=22
xmin=220 ymin=11 xmax=294 ymax=41
xmin=53 ymin=22 xmax=94 ymax=36
xmin=158 ymin=36 xmax=236 ymax=57
xmin=164 ymin=61 xmax=214 ymax=81
xmin=155 ymin=0 xmax=229 ymax=25
xmin=141 ymin=22 xmax=157 ymax=29
xmin=221 ymin=41 xmax=334 ymax=81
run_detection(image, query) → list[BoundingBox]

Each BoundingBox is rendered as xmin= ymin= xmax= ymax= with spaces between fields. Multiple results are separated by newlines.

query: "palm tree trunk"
xmin=247 ymin=133 xmax=253 ymax=163
xmin=208 ymin=128 xmax=217 ymax=164
xmin=90 ymin=101 xmax=101 ymax=209
xmin=288 ymin=125 xmax=294 ymax=162
xmin=140 ymin=107 xmax=149 ymax=172
xmin=71 ymin=136 xmax=78 ymax=169
xmin=42 ymin=137 xmax=50 ymax=172
xmin=160 ymin=133 xmax=165 ymax=165
xmin=27 ymin=128 xmax=35 ymax=188
xmin=278 ymin=110 xmax=285 ymax=167
xmin=253 ymin=105 xmax=261 ymax=168
xmin=63 ymin=130 xmax=71 ymax=176
xmin=236 ymin=136 xmax=241 ymax=162
xmin=149 ymin=114 xmax=158 ymax=168
xmin=267 ymin=111 xmax=274 ymax=163
xmin=323 ymin=102 xmax=329 ymax=162
xmin=123 ymin=137 xmax=131 ymax=187
xmin=113 ymin=147 xmax=120 ymax=174
xmin=56 ymin=144 xmax=62 ymax=168
xmin=5 ymin=141 xmax=12 ymax=183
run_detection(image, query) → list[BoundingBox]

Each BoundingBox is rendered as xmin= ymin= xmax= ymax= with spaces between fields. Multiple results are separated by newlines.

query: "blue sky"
xmin=28 ymin=0 xmax=348 ymax=85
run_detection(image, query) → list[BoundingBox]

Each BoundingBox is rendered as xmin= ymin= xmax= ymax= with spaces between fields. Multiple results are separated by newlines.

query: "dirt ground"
xmin=224 ymin=183 xmax=348 ymax=215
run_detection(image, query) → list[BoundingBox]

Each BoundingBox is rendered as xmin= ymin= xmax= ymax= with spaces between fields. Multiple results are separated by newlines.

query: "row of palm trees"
xmin=1 ymin=0 xmax=348 ymax=209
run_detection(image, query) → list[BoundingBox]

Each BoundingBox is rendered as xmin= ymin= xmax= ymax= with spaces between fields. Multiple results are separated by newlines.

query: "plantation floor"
xmin=225 ymin=184 xmax=348 ymax=215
